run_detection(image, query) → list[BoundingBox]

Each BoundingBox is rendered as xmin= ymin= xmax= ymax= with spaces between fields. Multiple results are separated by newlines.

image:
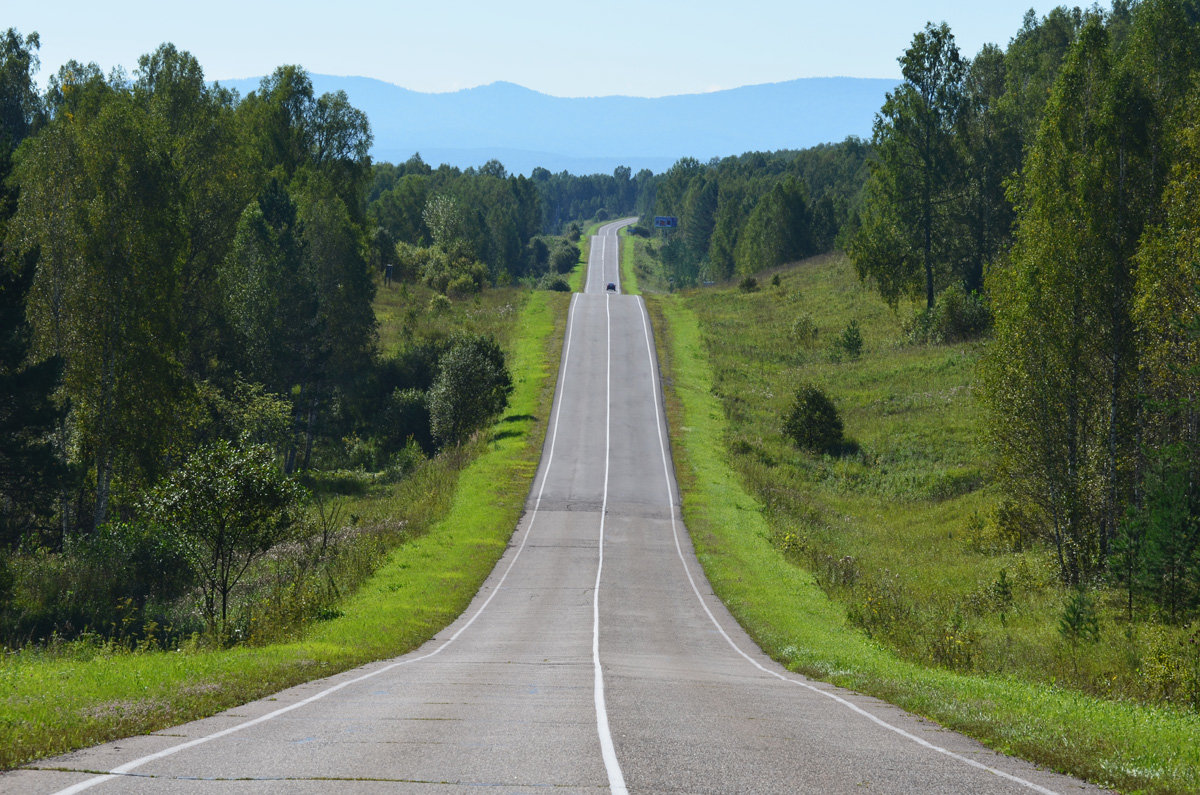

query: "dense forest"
xmin=642 ymin=139 xmax=872 ymax=285
xmin=842 ymin=0 xmax=1200 ymax=621
xmin=3 ymin=0 xmax=1195 ymax=658
xmin=0 ymin=37 xmax=561 ymax=647
xmin=0 ymin=28 xmax=868 ymax=649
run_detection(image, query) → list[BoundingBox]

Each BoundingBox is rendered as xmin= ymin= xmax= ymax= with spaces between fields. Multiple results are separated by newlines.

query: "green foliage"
xmin=1059 ymin=586 xmax=1101 ymax=648
xmin=1117 ymin=445 xmax=1200 ymax=622
xmin=646 ymin=141 xmax=870 ymax=285
xmin=789 ymin=312 xmax=819 ymax=348
xmin=549 ymin=240 xmax=580 ymax=274
xmin=427 ymin=336 xmax=513 ymax=448
xmin=536 ymin=273 xmax=571 ymax=292
xmin=783 ymin=384 xmax=844 ymax=454
xmin=427 ymin=293 xmax=451 ymax=315
xmin=648 ymin=289 xmax=1200 ymax=793
xmin=832 ymin=319 xmax=864 ymax=360
xmin=733 ymin=177 xmax=813 ymax=276
xmin=737 ymin=276 xmax=758 ymax=293
xmin=382 ymin=388 xmax=433 ymax=455
xmin=904 ymin=284 xmax=990 ymax=344
xmin=850 ymin=22 xmax=966 ymax=309
xmin=147 ymin=440 xmax=305 ymax=639
xmin=0 ymin=260 xmax=63 ymax=547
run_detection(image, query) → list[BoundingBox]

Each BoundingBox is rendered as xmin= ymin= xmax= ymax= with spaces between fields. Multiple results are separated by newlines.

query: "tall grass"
xmin=645 ymin=254 xmax=1200 ymax=793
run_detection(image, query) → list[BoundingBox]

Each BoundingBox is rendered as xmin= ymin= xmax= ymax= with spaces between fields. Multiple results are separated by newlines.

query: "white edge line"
xmin=54 ymin=295 xmax=587 ymax=795
xmin=633 ymin=297 xmax=1060 ymax=795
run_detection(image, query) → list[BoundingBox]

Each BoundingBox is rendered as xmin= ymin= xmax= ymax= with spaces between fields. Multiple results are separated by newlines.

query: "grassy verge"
xmin=569 ymin=221 xmax=602 ymax=292
xmin=619 ymin=226 xmax=641 ymax=295
xmin=0 ymin=289 xmax=570 ymax=771
xmin=646 ymin=288 xmax=1200 ymax=794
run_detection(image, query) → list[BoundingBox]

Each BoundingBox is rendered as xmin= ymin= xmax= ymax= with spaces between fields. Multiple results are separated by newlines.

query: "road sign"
xmin=654 ymin=216 xmax=677 ymax=228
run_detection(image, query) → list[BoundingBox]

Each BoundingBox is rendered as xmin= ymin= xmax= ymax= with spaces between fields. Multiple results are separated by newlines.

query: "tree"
xmin=0 ymin=260 xmax=63 ymax=546
xmin=427 ymin=336 xmax=512 ymax=448
xmin=982 ymin=15 xmax=1143 ymax=584
xmin=851 ymin=22 xmax=966 ymax=308
xmin=734 ymin=178 xmax=812 ymax=275
xmin=148 ymin=440 xmax=304 ymax=638
xmin=955 ymin=43 xmax=1018 ymax=294
xmin=12 ymin=83 xmax=186 ymax=528
xmin=783 ymin=384 xmax=843 ymax=454
xmin=0 ymin=28 xmax=43 ymax=223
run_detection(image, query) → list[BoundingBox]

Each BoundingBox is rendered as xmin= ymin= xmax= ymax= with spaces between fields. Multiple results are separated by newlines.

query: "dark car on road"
xmin=606 ymin=282 xmax=616 ymax=292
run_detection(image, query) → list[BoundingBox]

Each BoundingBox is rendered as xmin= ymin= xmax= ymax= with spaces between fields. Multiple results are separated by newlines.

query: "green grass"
xmin=619 ymin=226 xmax=641 ymax=295
xmin=0 ymin=288 xmax=570 ymax=771
xmin=566 ymin=223 xmax=599 ymax=293
xmin=645 ymin=255 xmax=1200 ymax=794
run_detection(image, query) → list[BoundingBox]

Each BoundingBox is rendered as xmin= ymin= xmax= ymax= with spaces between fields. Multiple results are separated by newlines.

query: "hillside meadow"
xmin=634 ymin=243 xmax=1200 ymax=793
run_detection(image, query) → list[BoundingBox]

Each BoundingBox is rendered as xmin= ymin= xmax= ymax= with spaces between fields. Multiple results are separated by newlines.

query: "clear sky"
xmin=11 ymin=1 xmax=1069 ymax=97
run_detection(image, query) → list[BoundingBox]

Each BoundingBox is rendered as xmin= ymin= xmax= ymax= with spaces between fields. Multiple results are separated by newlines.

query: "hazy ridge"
xmin=220 ymin=75 xmax=898 ymax=174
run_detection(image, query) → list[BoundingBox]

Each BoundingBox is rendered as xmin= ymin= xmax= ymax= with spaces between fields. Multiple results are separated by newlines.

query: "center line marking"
xmin=593 ymin=273 xmax=627 ymax=794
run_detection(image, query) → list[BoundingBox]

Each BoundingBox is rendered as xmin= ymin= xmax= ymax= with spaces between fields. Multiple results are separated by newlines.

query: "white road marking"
xmin=54 ymin=294 xmax=591 ymax=795
xmin=632 ymin=298 xmax=1061 ymax=795
xmin=593 ymin=291 xmax=628 ymax=793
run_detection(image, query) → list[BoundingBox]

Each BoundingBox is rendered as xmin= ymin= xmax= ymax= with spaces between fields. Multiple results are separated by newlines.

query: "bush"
xmin=739 ymin=276 xmax=759 ymax=293
xmin=783 ymin=384 xmax=844 ymax=454
xmin=790 ymin=313 xmax=819 ymax=347
xmin=536 ymin=273 xmax=571 ymax=292
xmin=549 ymin=242 xmax=579 ymax=274
xmin=905 ymin=284 xmax=991 ymax=344
xmin=148 ymin=440 xmax=305 ymax=639
xmin=829 ymin=319 xmax=863 ymax=361
xmin=428 ymin=294 xmax=451 ymax=314
xmin=427 ymin=335 xmax=513 ymax=448
xmin=383 ymin=387 xmax=433 ymax=455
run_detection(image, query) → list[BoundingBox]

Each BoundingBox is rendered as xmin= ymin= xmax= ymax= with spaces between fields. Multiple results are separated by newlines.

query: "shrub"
xmin=783 ymin=384 xmax=844 ymax=454
xmin=147 ymin=440 xmax=306 ymax=639
xmin=549 ymin=242 xmax=579 ymax=274
xmin=790 ymin=313 xmax=819 ymax=347
xmin=428 ymin=294 xmax=451 ymax=314
xmin=536 ymin=272 xmax=571 ymax=292
xmin=383 ymin=387 xmax=433 ymax=454
xmin=446 ymin=273 xmax=480 ymax=298
xmin=829 ymin=320 xmax=863 ymax=361
xmin=427 ymin=335 xmax=513 ymax=448
xmin=739 ymin=276 xmax=759 ymax=293
xmin=905 ymin=284 xmax=991 ymax=344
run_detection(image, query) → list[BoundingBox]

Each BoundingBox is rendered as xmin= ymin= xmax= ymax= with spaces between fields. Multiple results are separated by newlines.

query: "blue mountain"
xmin=218 ymin=75 xmax=898 ymax=175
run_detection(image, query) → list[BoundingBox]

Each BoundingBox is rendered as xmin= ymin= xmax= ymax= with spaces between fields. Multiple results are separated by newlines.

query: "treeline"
xmin=366 ymin=157 xmax=653 ymax=291
xmin=530 ymin=165 xmax=653 ymax=231
xmin=0 ymin=35 xmax=521 ymax=644
xmin=640 ymin=140 xmax=871 ymax=286
xmin=848 ymin=2 xmax=1200 ymax=620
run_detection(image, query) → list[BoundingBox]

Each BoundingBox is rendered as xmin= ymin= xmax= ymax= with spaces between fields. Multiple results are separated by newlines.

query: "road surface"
xmin=6 ymin=219 xmax=1103 ymax=793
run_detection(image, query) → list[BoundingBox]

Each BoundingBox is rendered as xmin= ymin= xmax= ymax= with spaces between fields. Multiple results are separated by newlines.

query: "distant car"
xmin=606 ymin=282 xmax=617 ymax=292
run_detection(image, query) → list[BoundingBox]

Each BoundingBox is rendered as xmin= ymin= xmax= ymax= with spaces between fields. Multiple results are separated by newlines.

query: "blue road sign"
xmin=654 ymin=216 xmax=678 ymax=228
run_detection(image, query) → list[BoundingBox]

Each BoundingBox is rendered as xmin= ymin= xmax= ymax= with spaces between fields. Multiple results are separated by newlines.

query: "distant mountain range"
xmin=219 ymin=75 xmax=899 ymax=176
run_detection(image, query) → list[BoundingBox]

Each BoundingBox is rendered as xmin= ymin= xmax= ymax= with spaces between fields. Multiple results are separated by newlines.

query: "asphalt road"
xmin=6 ymin=219 xmax=1104 ymax=793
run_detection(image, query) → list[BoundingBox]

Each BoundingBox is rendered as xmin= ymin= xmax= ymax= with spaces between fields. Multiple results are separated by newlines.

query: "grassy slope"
xmin=0 ymin=287 xmax=570 ymax=770
xmin=645 ymin=256 xmax=1200 ymax=794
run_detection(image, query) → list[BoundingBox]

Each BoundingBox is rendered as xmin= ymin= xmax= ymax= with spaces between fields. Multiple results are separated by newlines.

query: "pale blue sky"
xmin=12 ymin=1 xmax=1068 ymax=97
